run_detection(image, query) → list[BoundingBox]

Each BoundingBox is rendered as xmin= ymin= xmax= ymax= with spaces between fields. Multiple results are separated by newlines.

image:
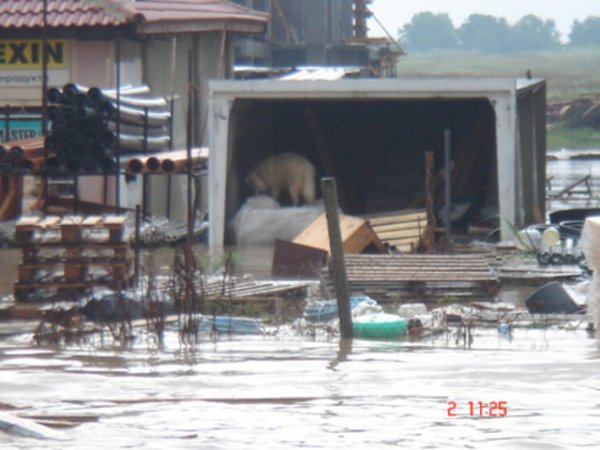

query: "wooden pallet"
xmin=18 ymin=261 xmax=133 ymax=283
xmin=15 ymin=215 xmax=126 ymax=245
xmin=14 ymin=274 xmax=135 ymax=302
xmin=322 ymin=254 xmax=499 ymax=304
xmin=14 ymin=215 xmax=133 ymax=302
xmin=365 ymin=209 xmax=427 ymax=253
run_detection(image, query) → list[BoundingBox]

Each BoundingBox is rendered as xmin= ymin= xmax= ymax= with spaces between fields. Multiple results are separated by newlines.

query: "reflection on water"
xmin=0 ymin=327 xmax=599 ymax=449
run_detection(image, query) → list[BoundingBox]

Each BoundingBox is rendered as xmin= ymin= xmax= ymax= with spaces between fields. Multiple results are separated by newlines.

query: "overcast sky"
xmin=368 ymin=0 xmax=600 ymax=41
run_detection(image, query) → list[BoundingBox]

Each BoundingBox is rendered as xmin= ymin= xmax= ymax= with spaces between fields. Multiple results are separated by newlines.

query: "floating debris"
xmin=197 ymin=315 xmax=263 ymax=335
xmin=303 ymin=296 xmax=380 ymax=323
xmin=352 ymin=313 xmax=408 ymax=338
xmin=0 ymin=412 xmax=62 ymax=440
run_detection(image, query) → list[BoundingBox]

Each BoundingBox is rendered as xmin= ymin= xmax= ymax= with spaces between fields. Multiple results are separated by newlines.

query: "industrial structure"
xmin=0 ymin=0 xmax=267 ymax=220
xmin=232 ymin=0 xmax=402 ymax=77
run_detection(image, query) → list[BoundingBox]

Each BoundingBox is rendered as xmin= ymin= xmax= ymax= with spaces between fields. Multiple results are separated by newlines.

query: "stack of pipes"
xmin=45 ymin=83 xmax=171 ymax=174
xmin=0 ymin=137 xmax=50 ymax=175
xmin=125 ymin=147 xmax=209 ymax=175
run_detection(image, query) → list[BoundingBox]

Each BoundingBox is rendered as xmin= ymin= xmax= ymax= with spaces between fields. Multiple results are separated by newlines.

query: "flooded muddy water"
xmin=0 ymin=326 xmax=599 ymax=449
xmin=0 ymin=155 xmax=599 ymax=448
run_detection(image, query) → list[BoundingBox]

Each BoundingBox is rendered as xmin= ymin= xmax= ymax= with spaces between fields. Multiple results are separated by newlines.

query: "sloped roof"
xmin=0 ymin=0 xmax=268 ymax=34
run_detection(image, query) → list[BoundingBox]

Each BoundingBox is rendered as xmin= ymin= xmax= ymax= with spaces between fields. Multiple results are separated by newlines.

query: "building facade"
xmin=0 ymin=0 xmax=267 ymax=219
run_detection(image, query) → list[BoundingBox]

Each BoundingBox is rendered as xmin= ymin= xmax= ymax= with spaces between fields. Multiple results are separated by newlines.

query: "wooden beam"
xmin=322 ymin=177 xmax=353 ymax=339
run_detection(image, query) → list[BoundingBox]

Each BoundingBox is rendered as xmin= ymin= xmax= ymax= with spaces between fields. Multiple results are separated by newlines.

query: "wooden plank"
xmin=18 ymin=241 xmax=129 ymax=249
xmin=82 ymin=216 xmax=103 ymax=226
xmin=39 ymin=216 xmax=61 ymax=228
xmin=344 ymin=254 xmax=488 ymax=261
xmin=365 ymin=209 xmax=427 ymax=254
xmin=321 ymin=253 xmax=499 ymax=301
xmin=368 ymin=215 xmax=427 ymax=227
xmin=293 ymin=213 xmax=385 ymax=254
xmin=103 ymin=216 xmax=126 ymax=226
xmin=375 ymin=228 xmax=422 ymax=240
xmin=366 ymin=210 xmax=426 ymax=224
xmin=272 ymin=239 xmax=327 ymax=278
xmin=61 ymin=216 xmax=84 ymax=226
xmin=370 ymin=221 xmax=425 ymax=233
xmin=203 ymin=280 xmax=311 ymax=300
xmin=16 ymin=216 xmax=40 ymax=228
xmin=344 ymin=259 xmax=491 ymax=267
xmin=345 ymin=267 xmax=493 ymax=274
xmin=344 ymin=260 xmax=490 ymax=267
xmin=385 ymin=239 xmax=421 ymax=248
xmin=61 ymin=217 xmax=84 ymax=243
xmin=18 ymin=256 xmax=132 ymax=268
xmin=391 ymin=243 xmax=414 ymax=252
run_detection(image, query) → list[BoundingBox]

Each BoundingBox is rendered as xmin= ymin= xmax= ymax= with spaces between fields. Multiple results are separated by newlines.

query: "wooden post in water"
xmin=321 ymin=177 xmax=353 ymax=338
xmin=134 ymin=204 xmax=141 ymax=287
xmin=444 ymin=129 xmax=452 ymax=253
xmin=424 ymin=151 xmax=436 ymax=253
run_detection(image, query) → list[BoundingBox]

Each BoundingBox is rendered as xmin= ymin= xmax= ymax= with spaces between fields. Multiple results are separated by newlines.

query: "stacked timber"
xmin=45 ymin=83 xmax=171 ymax=174
xmin=14 ymin=215 xmax=133 ymax=302
xmin=365 ymin=209 xmax=427 ymax=253
xmin=322 ymin=254 xmax=499 ymax=304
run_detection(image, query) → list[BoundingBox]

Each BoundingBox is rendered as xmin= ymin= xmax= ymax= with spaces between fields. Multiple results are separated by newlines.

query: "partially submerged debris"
xmin=525 ymin=281 xmax=584 ymax=314
xmin=293 ymin=212 xmax=386 ymax=254
xmin=303 ymin=296 xmax=380 ymax=323
xmin=197 ymin=315 xmax=262 ymax=335
xmin=352 ymin=313 xmax=408 ymax=338
xmin=322 ymin=253 xmax=499 ymax=303
xmin=0 ymin=412 xmax=62 ymax=440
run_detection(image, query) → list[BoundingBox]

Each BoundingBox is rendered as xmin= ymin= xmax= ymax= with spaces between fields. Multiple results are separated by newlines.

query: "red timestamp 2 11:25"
xmin=447 ymin=401 xmax=508 ymax=417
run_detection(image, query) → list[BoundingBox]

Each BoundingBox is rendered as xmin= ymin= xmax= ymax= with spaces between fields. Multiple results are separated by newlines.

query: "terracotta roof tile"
xmin=0 ymin=0 xmax=131 ymax=28
xmin=0 ymin=0 xmax=268 ymax=30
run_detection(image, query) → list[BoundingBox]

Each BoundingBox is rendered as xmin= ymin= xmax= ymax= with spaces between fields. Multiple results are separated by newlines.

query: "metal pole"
xmin=166 ymin=98 xmax=174 ymax=220
xmin=183 ymin=51 xmax=194 ymax=322
xmin=424 ymin=151 xmax=435 ymax=253
xmin=142 ymin=107 xmax=149 ymax=219
xmin=143 ymin=106 xmax=149 ymax=151
xmin=42 ymin=0 xmax=49 ymax=215
xmin=4 ymin=106 xmax=9 ymax=142
xmin=444 ymin=129 xmax=452 ymax=253
xmin=103 ymin=174 xmax=108 ymax=206
xmin=135 ymin=204 xmax=141 ymax=287
xmin=115 ymin=33 xmax=121 ymax=208
xmin=186 ymin=50 xmax=194 ymax=242
xmin=321 ymin=177 xmax=353 ymax=339
xmin=41 ymin=0 xmax=48 ymax=137
xmin=73 ymin=173 xmax=79 ymax=213
xmin=142 ymin=174 xmax=148 ymax=220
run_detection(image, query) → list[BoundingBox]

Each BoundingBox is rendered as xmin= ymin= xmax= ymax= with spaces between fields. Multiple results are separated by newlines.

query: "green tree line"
xmin=400 ymin=13 xmax=600 ymax=52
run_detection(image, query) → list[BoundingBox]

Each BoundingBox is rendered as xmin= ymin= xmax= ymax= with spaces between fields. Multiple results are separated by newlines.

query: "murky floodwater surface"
xmin=0 ymin=157 xmax=600 ymax=448
xmin=0 ymin=326 xmax=599 ymax=449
